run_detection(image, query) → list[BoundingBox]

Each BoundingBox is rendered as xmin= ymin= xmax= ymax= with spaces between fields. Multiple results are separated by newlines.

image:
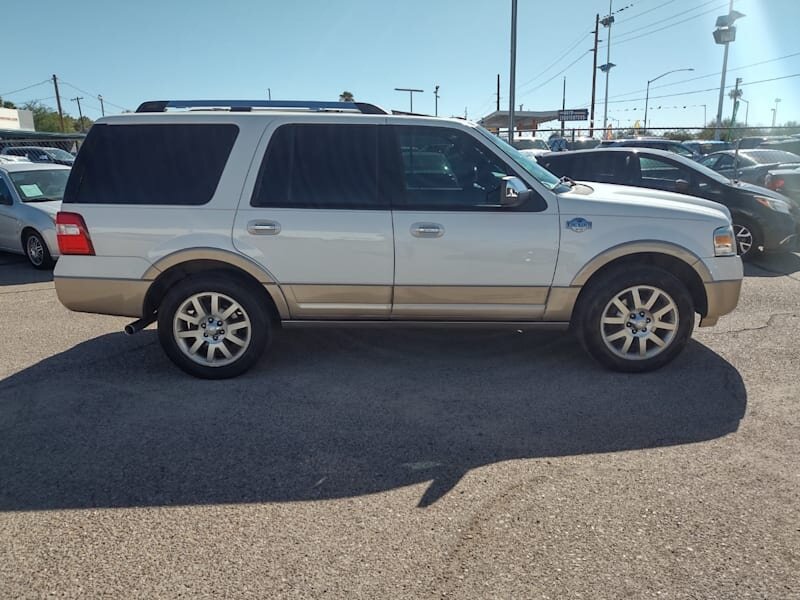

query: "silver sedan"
xmin=0 ymin=163 xmax=70 ymax=269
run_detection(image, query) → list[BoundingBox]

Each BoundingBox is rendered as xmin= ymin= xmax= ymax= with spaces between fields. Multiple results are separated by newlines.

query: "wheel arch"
xmin=572 ymin=247 xmax=709 ymax=319
xmin=143 ymin=251 xmax=289 ymax=321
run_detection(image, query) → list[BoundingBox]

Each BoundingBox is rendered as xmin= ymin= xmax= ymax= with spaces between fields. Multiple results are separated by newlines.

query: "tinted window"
xmin=390 ymin=125 xmax=522 ymax=210
xmin=716 ymin=155 xmax=735 ymax=169
xmin=538 ymin=154 xmax=573 ymax=177
xmin=251 ymin=124 xmax=380 ymax=209
xmin=0 ymin=178 xmax=12 ymax=205
xmin=639 ymin=156 xmax=692 ymax=183
xmin=64 ymin=124 xmax=238 ymax=205
xmin=699 ymin=155 xmax=719 ymax=169
xmin=581 ymin=152 xmax=629 ymax=183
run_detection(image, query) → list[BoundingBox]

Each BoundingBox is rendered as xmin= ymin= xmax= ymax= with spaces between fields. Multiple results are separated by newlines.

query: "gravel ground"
xmin=0 ymin=252 xmax=798 ymax=599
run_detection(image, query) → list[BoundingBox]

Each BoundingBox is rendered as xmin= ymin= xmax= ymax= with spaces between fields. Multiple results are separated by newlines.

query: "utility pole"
xmin=394 ymin=87 xmax=423 ymax=112
xmin=496 ymin=74 xmax=500 ymax=111
xmin=267 ymin=88 xmax=272 ymax=100
xmin=772 ymin=98 xmax=781 ymax=128
xmin=433 ymin=85 xmax=440 ymax=117
xmin=560 ymin=77 xmax=566 ymax=137
xmin=508 ymin=0 xmax=518 ymax=142
xmin=97 ymin=94 xmax=105 ymax=117
xmin=52 ymin=74 xmax=65 ymax=132
xmin=71 ymin=97 xmax=85 ymax=132
xmin=590 ymin=13 xmax=600 ymax=136
xmin=712 ymin=0 xmax=744 ymax=140
xmin=601 ymin=0 xmax=614 ymax=131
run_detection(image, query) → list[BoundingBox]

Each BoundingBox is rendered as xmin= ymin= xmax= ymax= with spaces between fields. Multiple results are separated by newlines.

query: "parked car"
xmin=598 ymin=138 xmax=700 ymax=160
xmin=54 ymin=99 xmax=741 ymax=378
xmin=765 ymin=166 xmax=800 ymax=205
xmin=698 ymin=149 xmax=800 ymax=186
xmin=682 ymin=140 xmax=731 ymax=156
xmin=538 ymin=147 xmax=800 ymax=260
xmin=735 ymin=136 xmax=793 ymax=150
xmin=0 ymin=163 xmax=70 ymax=268
xmin=512 ymin=138 xmax=550 ymax=155
xmin=0 ymin=146 xmax=75 ymax=166
xmin=0 ymin=155 xmax=32 ymax=164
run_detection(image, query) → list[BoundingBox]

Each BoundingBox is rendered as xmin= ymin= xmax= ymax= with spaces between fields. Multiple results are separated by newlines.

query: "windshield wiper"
xmin=23 ymin=197 xmax=60 ymax=203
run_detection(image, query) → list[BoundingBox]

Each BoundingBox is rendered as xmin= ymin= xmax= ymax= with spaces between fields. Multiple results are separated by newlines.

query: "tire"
xmin=157 ymin=273 xmax=271 ymax=379
xmin=575 ymin=266 xmax=695 ymax=373
xmin=24 ymin=230 xmax=54 ymax=270
xmin=732 ymin=218 xmax=763 ymax=261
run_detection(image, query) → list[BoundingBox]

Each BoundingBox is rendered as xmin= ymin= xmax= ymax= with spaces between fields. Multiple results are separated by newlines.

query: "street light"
xmin=712 ymin=3 xmax=745 ymax=140
xmin=772 ymin=98 xmax=781 ymax=127
xmin=643 ymin=68 xmax=693 ymax=133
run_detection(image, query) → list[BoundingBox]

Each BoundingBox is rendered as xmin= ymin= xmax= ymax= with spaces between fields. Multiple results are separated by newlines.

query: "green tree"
xmin=339 ymin=91 xmax=354 ymax=102
xmin=2 ymin=100 xmax=16 ymax=109
xmin=21 ymin=100 xmax=92 ymax=133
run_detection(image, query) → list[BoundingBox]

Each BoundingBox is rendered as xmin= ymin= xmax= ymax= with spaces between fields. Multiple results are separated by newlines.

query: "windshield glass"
xmin=45 ymin=148 xmax=75 ymax=161
xmin=745 ymin=149 xmax=800 ymax=164
xmin=9 ymin=169 xmax=70 ymax=202
xmin=685 ymin=157 xmax=732 ymax=184
xmin=475 ymin=126 xmax=561 ymax=190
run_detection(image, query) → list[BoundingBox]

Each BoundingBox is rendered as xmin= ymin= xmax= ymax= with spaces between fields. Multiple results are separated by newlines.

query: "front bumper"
xmin=699 ymin=279 xmax=742 ymax=327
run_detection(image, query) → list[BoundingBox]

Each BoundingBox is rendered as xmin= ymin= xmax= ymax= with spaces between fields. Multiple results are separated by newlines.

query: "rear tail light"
xmin=56 ymin=212 xmax=95 ymax=255
xmin=765 ymin=175 xmax=785 ymax=191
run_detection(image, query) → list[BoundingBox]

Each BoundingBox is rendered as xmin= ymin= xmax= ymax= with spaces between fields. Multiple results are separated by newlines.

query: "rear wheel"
xmin=575 ymin=266 xmax=695 ymax=372
xmin=24 ymin=230 xmax=54 ymax=270
xmin=157 ymin=274 xmax=271 ymax=379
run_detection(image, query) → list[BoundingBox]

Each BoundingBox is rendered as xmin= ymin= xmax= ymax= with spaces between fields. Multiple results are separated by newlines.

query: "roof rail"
xmin=135 ymin=100 xmax=389 ymax=115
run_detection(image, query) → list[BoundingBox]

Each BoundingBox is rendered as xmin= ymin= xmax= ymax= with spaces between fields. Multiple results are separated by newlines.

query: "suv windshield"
xmin=475 ymin=126 xmax=561 ymax=190
xmin=9 ymin=169 xmax=70 ymax=202
xmin=45 ymin=148 xmax=76 ymax=161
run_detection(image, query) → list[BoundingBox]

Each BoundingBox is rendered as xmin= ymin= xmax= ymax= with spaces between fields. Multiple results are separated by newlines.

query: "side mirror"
xmin=500 ymin=176 xmax=532 ymax=207
xmin=675 ymin=179 xmax=690 ymax=194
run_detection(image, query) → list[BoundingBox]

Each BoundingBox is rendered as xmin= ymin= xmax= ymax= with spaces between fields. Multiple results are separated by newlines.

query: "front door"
xmin=386 ymin=125 xmax=560 ymax=320
xmin=233 ymin=121 xmax=394 ymax=319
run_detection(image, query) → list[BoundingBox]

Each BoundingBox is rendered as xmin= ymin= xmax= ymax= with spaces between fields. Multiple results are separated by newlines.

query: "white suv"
xmin=53 ymin=100 xmax=742 ymax=378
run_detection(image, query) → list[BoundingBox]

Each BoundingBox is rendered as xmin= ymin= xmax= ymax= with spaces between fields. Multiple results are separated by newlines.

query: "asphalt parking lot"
xmin=0 ymin=253 xmax=798 ymax=599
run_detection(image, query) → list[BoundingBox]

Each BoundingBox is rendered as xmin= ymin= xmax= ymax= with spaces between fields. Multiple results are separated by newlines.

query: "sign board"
xmin=0 ymin=108 xmax=35 ymax=131
xmin=557 ymin=109 xmax=589 ymax=122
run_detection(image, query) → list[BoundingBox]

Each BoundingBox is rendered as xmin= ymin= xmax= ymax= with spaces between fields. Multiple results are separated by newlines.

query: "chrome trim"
xmin=699 ymin=279 xmax=741 ymax=327
xmin=410 ymin=222 xmax=445 ymax=238
xmin=282 ymin=320 xmax=570 ymax=330
xmin=55 ymin=276 xmax=150 ymax=317
xmin=247 ymin=220 xmax=281 ymax=235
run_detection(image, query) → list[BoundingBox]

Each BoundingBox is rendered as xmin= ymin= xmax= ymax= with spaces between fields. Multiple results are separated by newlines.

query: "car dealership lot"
xmin=1 ymin=253 xmax=798 ymax=599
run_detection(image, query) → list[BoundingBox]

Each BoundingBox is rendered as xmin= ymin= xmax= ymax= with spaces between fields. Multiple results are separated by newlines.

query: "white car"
xmin=53 ymin=99 xmax=742 ymax=378
xmin=0 ymin=162 xmax=69 ymax=268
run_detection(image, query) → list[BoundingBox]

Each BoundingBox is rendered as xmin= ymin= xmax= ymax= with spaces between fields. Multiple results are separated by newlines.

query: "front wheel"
xmin=157 ymin=274 xmax=271 ymax=379
xmin=575 ymin=266 xmax=695 ymax=372
xmin=732 ymin=218 xmax=763 ymax=261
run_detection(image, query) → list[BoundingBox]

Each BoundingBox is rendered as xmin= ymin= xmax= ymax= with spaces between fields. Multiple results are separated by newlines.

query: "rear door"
xmin=233 ymin=121 xmax=394 ymax=319
xmin=386 ymin=124 xmax=559 ymax=320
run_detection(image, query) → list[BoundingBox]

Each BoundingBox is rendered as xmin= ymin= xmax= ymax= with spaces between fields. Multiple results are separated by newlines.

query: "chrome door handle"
xmin=411 ymin=222 xmax=445 ymax=238
xmin=247 ymin=220 xmax=281 ymax=235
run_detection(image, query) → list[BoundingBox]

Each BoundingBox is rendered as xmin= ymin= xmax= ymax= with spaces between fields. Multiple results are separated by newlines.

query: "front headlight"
xmin=755 ymin=195 xmax=791 ymax=214
xmin=713 ymin=225 xmax=737 ymax=256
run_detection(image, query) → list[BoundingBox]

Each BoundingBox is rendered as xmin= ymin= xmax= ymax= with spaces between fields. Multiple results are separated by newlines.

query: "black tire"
xmin=24 ymin=230 xmax=54 ymax=270
xmin=157 ymin=273 xmax=271 ymax=379
xmin=732 ymin=217 xmax=763 ymax=261
xmin=574 ymin=266 xmax=695 ymax=373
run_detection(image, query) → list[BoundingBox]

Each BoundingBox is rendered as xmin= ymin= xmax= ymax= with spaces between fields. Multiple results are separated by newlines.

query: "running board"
xmin=281 ymin=320 xmax=570 ymax=330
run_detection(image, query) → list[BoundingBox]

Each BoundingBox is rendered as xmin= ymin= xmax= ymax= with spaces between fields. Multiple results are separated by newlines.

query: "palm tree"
xmin=339 ymin=91 xmax=354 ymax=102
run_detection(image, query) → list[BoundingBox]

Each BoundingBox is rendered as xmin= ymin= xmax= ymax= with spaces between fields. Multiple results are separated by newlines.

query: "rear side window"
xmin=538 ymin=155 xmax=573 ymax=177
xmin=64 ymin=124 xmax=238 ymax=205
xmin=251 ymin=124 xmax=381 ymax=209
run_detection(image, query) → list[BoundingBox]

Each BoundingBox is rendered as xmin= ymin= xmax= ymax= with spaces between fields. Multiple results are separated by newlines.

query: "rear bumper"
xmin=55 ymin=276 xmax=150 ymax=318
xmin=699 ymin=279 xmax=742 ymax=327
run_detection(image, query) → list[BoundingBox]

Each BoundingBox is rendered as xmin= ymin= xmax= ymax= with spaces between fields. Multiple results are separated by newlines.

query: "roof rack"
xmin=135 ymin=100 xmax=389 ymax=115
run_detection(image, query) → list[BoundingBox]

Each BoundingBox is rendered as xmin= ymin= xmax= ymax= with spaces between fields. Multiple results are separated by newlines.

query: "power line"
xmin=613 ymin=0 xmax=679 ymax=24
xmin=606 ymin=72 xmax=800 ymax=104
xmin=0 ymin=80 xmax=51 ymax=98
xmin=60 ymin=81 xmax=130 ymax=111
xmin=605 ymin=2 xmax=728 ymax=47
xmin=517 ymin=31 xmax=591 ymax=90
xmin=520 ymin=51 xmax=591 ymax=97
xmin=612 ymin=0 xmax=721 ymax=40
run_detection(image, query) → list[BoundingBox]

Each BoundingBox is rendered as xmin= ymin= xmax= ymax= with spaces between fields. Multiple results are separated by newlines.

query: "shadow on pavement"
xmin=745 ymin=252 xmax=800 ymax=278
xmin=0 ymin=253 xmax=53 ymax=286
xmin=0 ymin=328 xmax=747 ymax=511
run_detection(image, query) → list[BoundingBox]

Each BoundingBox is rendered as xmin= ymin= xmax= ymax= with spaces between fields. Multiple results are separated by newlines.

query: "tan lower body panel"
xmin=543 ymin=287 xmax=582 ymax=322
xmin=281 ymin=284 xmax=392 ymax=318
xmin=392 ymin=285 xmax=548 ymax=320
xmin=55 ymin=276 xmax=150 ymax=318
xmin=699 ymin=279 xmax=742 ymax=327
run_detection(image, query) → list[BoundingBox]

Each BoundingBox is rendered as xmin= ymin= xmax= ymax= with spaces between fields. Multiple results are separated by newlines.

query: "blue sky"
xmin=3 ymin=0 xmax=798 ymax=131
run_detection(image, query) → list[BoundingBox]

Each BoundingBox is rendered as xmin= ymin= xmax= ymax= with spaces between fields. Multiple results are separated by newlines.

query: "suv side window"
xmin=637 ymin=155 xmax=693 ymax=192
xmin=580 ymin=152 xmax=629 ymax=183
xmin=251 ymin=124 xmax=382 ymax=209
xmin=388 ymin=125 xmax=520 ymax=211
xmin=64 ymin=124 xmax=238 ymax=205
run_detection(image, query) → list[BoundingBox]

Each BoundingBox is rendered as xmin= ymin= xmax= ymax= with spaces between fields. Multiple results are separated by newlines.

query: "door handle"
xmin=247 ymin=220 xmax=281 ymax=235
xmin=411 ymin=222 xmax=445 ymax=238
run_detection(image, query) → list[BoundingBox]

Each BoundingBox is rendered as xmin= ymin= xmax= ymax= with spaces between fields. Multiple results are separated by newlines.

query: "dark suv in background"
xmin=538 ymin=147 xmax=800 ymax=260
xmin=598 ymin=138 xmax=700 ymax=160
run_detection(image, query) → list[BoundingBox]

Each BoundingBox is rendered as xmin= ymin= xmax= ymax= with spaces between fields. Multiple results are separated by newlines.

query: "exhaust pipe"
xmin=124 ymin=314 xmax=157 ymax=335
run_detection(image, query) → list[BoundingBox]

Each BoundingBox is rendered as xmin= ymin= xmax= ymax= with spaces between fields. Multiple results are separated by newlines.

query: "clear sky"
xmin=2 ymin=0 xmax=798 ymax=132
